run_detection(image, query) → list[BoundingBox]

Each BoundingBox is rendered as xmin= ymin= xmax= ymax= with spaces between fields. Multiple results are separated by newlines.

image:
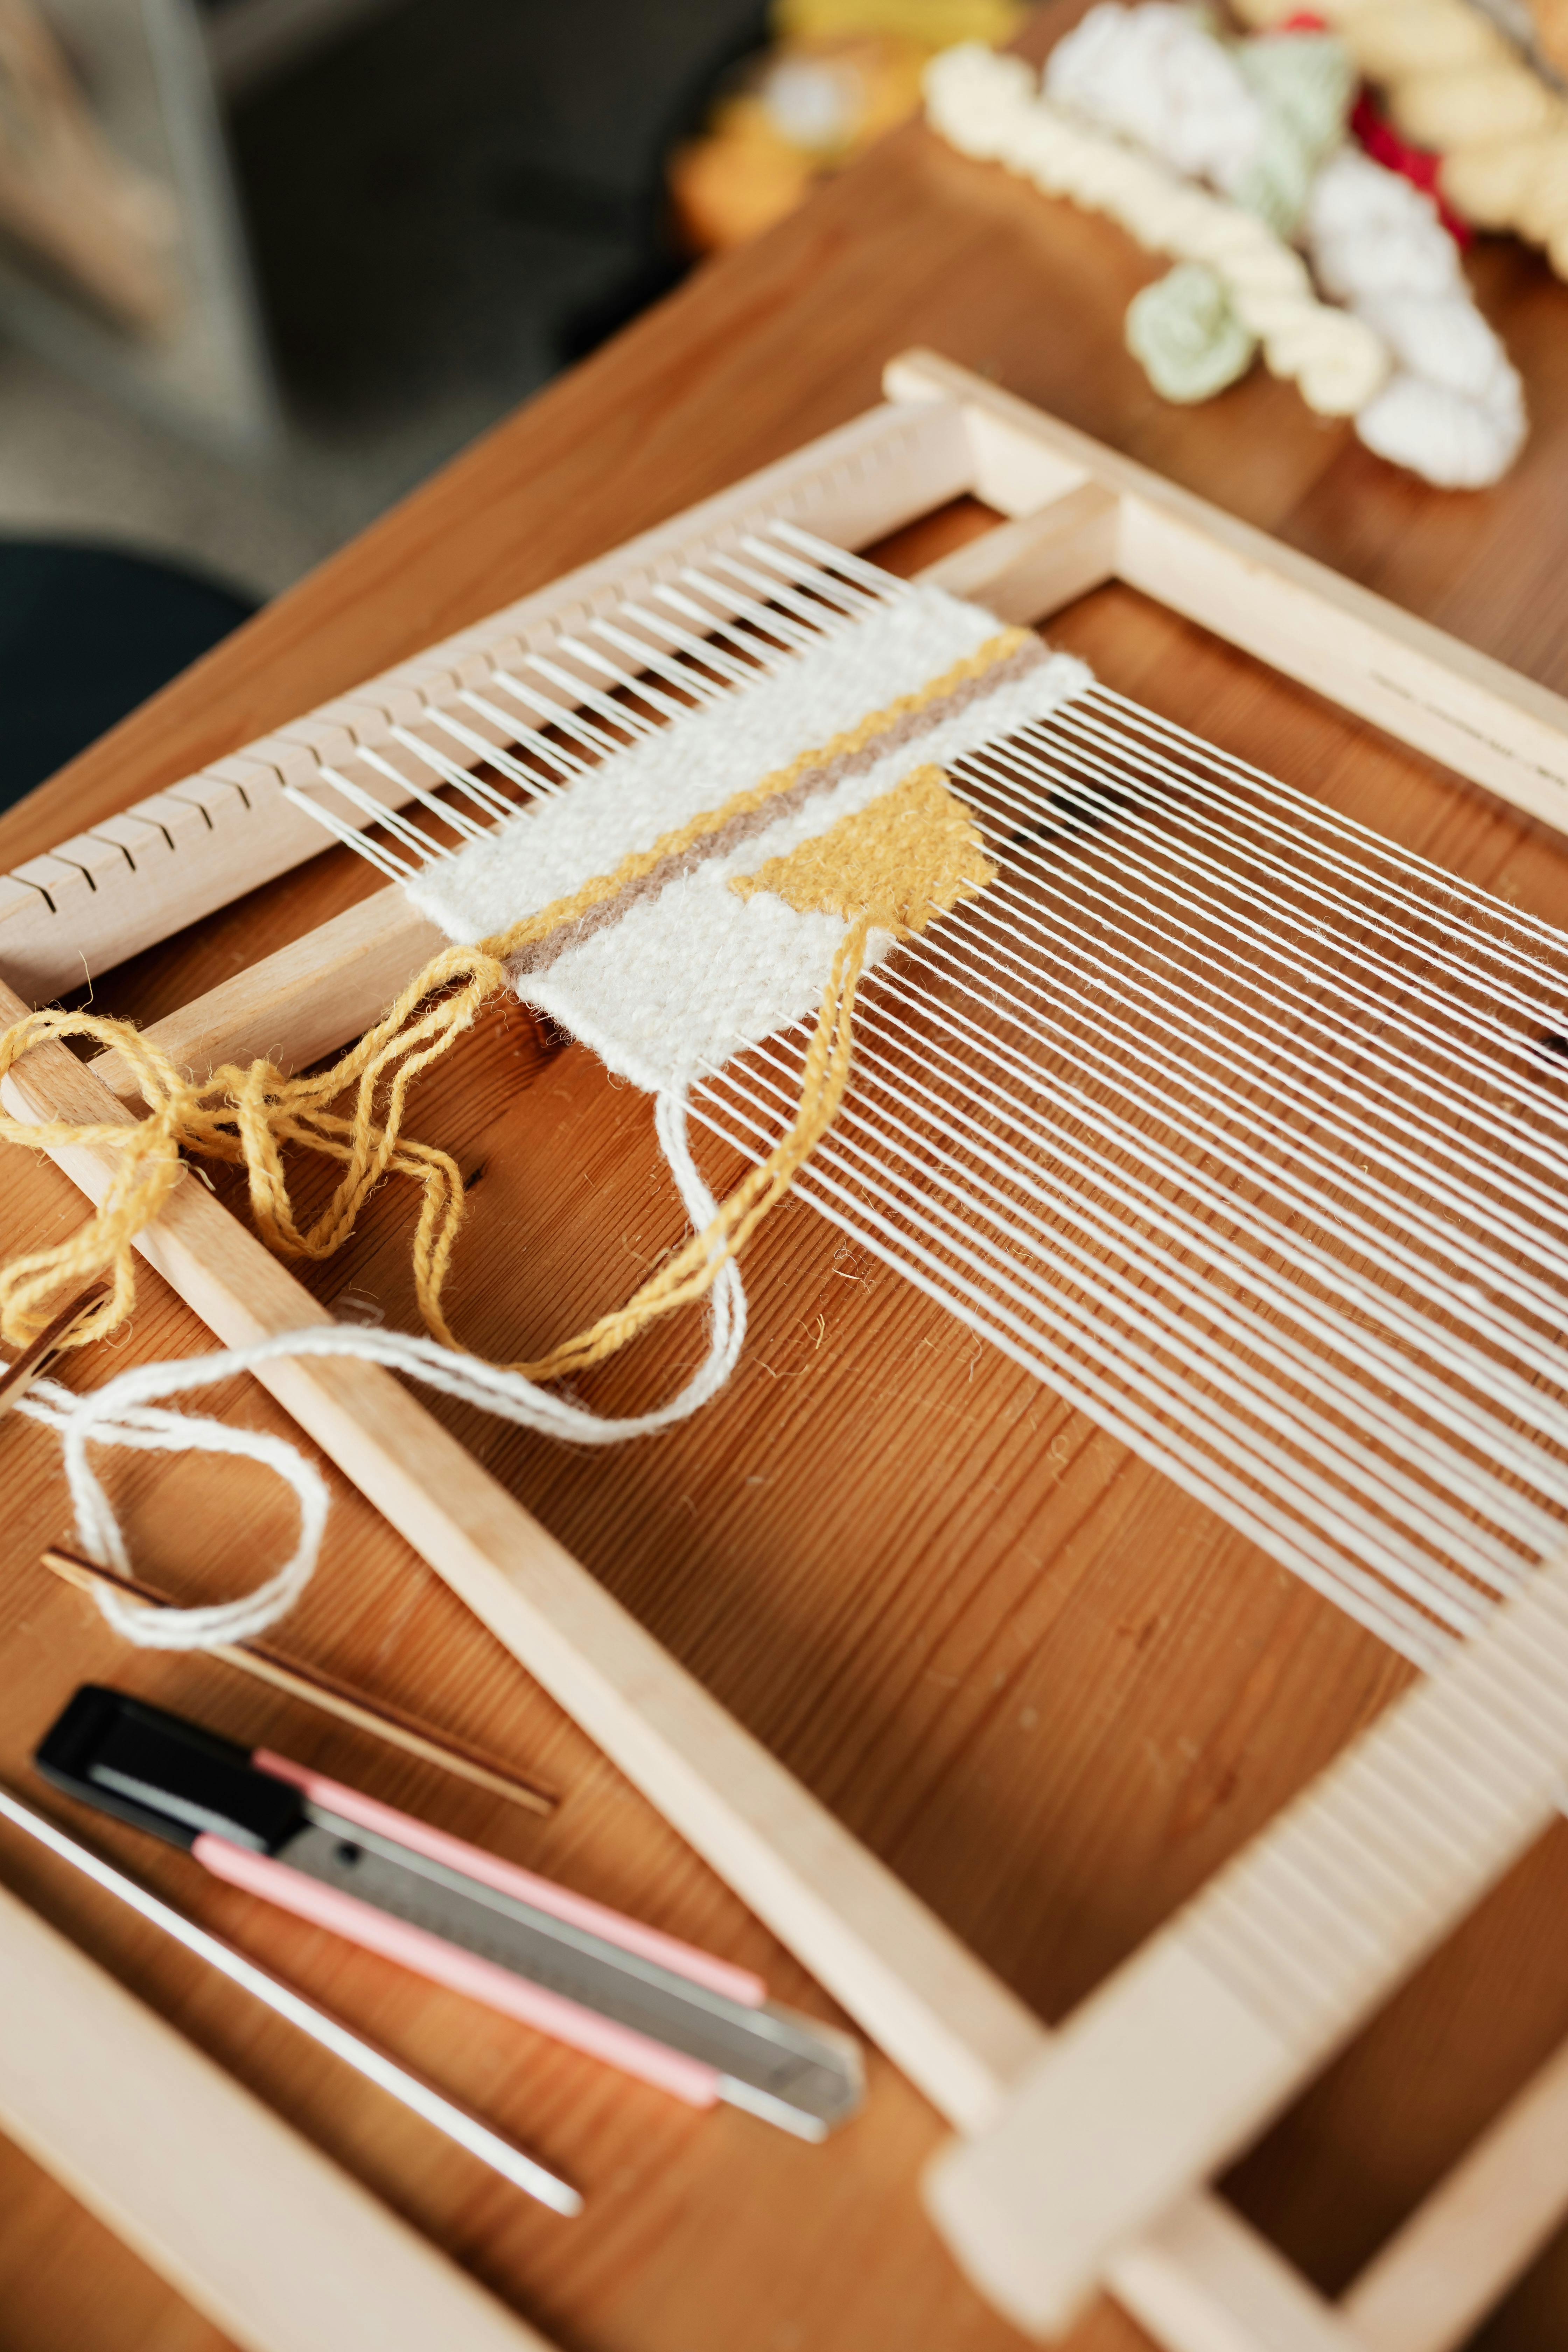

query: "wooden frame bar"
xmin=0 ymin=1881 xmax=549 ymax=2352
xmin=6 ymin=354 xmax=1568 ymax=2351
xmin=926 ymin=1544 xmax=1568 ymax=2333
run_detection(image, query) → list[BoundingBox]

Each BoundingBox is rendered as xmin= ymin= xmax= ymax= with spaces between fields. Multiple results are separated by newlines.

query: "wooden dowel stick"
xmin=38 ymin=1546 xmax=556 ymax=1818
xmin=90 ymin=886 xmax=442 ymax=1100
xmin=0 ymin=1280 xmax=108 ymax=1412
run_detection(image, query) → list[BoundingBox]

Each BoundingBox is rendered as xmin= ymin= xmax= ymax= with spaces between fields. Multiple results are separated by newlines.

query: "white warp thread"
xmin=14 ymin=1088 xmax=744 ymax=1649
xmin=925 ymin=42 xmax=1389 ymax=416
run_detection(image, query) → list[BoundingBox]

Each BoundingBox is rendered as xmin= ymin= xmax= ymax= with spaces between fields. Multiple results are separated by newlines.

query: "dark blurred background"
xmin=224 ymin=0 xmax=769 ymax=474
xmin=0 ymin=0 xmax=1015 ymax=797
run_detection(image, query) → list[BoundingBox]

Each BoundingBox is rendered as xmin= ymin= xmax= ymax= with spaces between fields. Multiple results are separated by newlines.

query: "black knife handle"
xmin=35 ymin=1686 xmax=305 ymax=1854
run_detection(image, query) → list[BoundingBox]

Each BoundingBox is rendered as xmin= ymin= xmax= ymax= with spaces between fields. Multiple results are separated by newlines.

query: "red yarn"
xmin=1350 ymin=92 xmax=1471 ymax=240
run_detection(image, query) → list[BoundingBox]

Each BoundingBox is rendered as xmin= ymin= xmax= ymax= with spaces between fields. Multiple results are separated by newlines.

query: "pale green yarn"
xmin=1231 ymin=130 xmax=1312 ymax=236
xmin=1125 ymin=262 xmax=1258 ymax=401
xmin=1233 ymin=31 xmax=1356 ymax=234
xmin=1238 ymin=32 xmax=1356 ymax=163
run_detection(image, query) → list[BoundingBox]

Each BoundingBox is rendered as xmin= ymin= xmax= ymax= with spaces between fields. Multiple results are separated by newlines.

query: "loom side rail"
xmin=924 ymin=1545 xmax=1568 ymax=2335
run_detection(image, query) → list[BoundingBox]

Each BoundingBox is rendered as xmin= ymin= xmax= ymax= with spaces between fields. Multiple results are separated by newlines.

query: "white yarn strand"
xmin=973 ymin=728 xmax=1568 ymax=1262
xmin=10 ymin=1086 xmax=743 ymax=1651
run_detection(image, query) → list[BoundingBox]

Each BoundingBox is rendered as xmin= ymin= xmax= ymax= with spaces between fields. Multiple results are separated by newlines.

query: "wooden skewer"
xmin=0 ymin=1784 xmax=581 ymax=2219
xmin=39 ymin=1546 xmax=556 ymax=1819
xmin=0 ymin=1280 xmax=110 ymax=1413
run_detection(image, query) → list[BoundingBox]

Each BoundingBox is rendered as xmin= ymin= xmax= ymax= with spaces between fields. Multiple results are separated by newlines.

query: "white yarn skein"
xmin=1307 ymin=146 xmax=1526 ymax=484
xmin=1026 ymin=10 xmax=1527 ymax=484
xmin=1046 ymin=2 xmax=1266 ymax=195
xmin=926 ymin=44 xmax=1388 ymax=415
xmin=13 ymin=1086 xmax=746 ymax=1650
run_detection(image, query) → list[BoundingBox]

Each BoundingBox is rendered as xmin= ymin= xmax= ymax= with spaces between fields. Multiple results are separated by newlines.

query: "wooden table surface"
xmin=6 ymin=7 xmax=1568 ymax=2348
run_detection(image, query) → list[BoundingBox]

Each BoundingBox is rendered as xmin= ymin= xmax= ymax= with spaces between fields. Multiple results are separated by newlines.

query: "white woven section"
xmin=408 ymin=584 xmax=1002 ymax=945
xmin=407 ymin=576 xmax=1089 ymax=1093
xmin=524 ymin=650 xmax=1088 ymax=1091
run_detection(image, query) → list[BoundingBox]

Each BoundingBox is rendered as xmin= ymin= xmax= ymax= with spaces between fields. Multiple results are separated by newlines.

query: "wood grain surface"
xmin=4 ymin=5 xmax=1568 ymax=2347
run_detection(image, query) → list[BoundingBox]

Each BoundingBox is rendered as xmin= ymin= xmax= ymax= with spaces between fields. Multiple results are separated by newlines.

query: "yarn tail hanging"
xmin=0 ymin=765 xmax=992 ymax=1394
xmin=0 ymin=938 xmax=503 ymax=1351
xmin=0 ymin=952 xmax=785 ymax=1383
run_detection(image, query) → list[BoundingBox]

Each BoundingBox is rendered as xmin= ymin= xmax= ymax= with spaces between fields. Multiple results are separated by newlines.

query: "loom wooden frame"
xmin=5 ymin=350 xmax=1568 ymax=2351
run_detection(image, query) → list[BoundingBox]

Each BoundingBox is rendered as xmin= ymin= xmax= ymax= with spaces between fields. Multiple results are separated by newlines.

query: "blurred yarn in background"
xmin=669 ymin=0 xmax=1024 ymax=251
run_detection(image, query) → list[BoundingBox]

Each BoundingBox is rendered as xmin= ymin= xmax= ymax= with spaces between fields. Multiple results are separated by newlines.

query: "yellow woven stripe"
xmin=731 ymin=764 xmax=995 ymax=932
xmin=480 ymin=625 xmax=1029 ymax=962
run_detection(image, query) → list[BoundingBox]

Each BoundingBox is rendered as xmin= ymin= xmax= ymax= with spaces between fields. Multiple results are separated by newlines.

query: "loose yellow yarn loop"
xmin=0 ymin=657 xmax=1012 ymax=1381
xmin=0 ymin=943 xmax=501 ymax=1354
xmin=0 ymin=926 xmax=866 ymax=1381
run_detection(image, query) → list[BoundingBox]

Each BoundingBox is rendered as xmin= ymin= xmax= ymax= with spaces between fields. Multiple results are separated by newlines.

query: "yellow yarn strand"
xmin=0 ymin=942 xmax=501 ymax=1352
xmin=0 ymin=682 xmax=1004 ymax=1381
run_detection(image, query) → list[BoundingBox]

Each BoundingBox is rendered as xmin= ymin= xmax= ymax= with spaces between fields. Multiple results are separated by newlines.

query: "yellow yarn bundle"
xmin=1233 ymin=0 xmax=1568 ymax=271
xmin=0 ymin=938 xmax=501 ymax=1353
xmin=0 ymin=668 xmax=1004 ymax=1386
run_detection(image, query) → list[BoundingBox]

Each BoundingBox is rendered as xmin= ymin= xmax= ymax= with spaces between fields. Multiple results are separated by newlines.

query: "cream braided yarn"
xmin=1232 ymin=0 xmax=1568 ymax=273
xmin=926 ymin=43 xmax=1389 ymax=413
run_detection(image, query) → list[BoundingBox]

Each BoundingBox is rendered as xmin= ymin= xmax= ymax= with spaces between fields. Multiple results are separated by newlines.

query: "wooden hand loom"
xmin=7 ymin=349 xmax=1568 ymax=2352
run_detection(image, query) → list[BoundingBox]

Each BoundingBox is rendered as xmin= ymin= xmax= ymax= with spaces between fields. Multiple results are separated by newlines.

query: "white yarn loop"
xmin=13 ymin=1085 xmax=745 ymax=1650
xmin=19 ymin=1378 xmax=332 ymax=1648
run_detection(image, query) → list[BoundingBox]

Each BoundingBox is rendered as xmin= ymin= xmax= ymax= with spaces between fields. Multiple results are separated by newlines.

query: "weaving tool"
xmin=0 ymin=1776 xmax=583 ymax=2216
xmin=6 ymin=352 xmax=1568 ymax=2350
